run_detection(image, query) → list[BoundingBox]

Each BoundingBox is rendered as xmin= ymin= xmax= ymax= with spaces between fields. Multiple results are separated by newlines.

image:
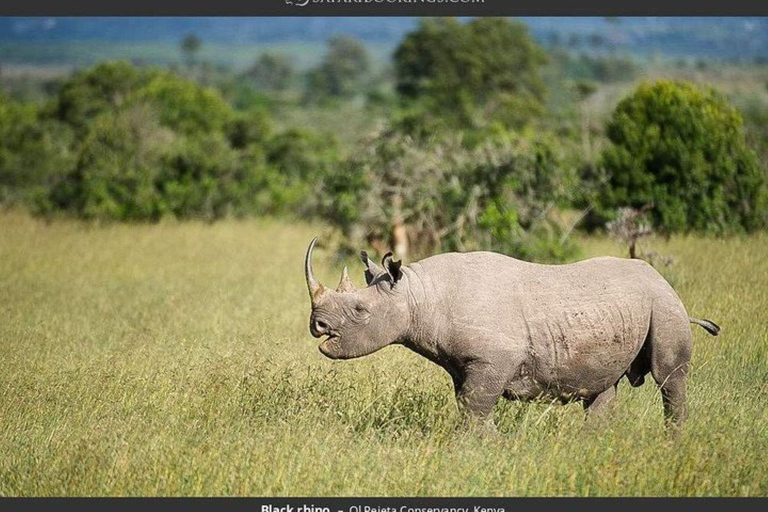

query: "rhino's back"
xmin=413 ymin=252 xmax=671 ymax=395
xmin=415 ymin=250 xmax=664 ymax=299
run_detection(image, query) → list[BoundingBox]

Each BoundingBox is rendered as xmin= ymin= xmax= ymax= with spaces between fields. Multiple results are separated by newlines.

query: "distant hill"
xmin=0 ymin=17 xmax=419 ymax=43
xmin=1 ymin=17 xmax=767 ymax=63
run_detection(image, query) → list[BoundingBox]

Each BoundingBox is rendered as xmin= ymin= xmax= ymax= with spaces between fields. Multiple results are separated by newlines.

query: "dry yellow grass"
xmin=0 ymin=211 xmax=766 ymax=496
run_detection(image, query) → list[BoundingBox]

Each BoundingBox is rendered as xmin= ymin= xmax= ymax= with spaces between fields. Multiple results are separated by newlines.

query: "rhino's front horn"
xmin=336 ymin=266 xmax=356 ymax=293
xmin=305 ymin=237 xmax=325 ymax=304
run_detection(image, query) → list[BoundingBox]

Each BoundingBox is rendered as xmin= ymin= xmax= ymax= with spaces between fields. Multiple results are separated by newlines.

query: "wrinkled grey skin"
xmin=305 ymin=238 xmax=720 ymax=431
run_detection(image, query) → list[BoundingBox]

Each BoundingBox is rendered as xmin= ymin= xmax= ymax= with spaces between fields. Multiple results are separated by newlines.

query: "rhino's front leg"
xmin=453 ymin=363 xmax=506 ymax=435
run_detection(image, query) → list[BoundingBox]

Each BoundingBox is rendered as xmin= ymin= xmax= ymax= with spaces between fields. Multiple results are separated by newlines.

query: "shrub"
xmin=0 ymin=93 xmax=75 ymax=205
xmin=54 ymin=61 xmax=150 ymax=133
xmin=159 ymin=131 xmax=252 ymax=220
xmin=321 ymin=127 xmax=579 ymax=263
xmin=393 ymin=18 xmax=547 ymax=131
xmin=53 ymin=62 xmax=234 ymax=137
xmin=598 ymin=80 xmax=767 ymax=233
xmin=261 ymin=129 xmax=342 ymax=215
xmin=38 ymin=62 xmax=340 ymax=222
xmin=131 ymin=71 xmax=234 ymax=135
xmin=47 ymin=103 xmax=274 ymax=222
xmin=47 ymin=104 xmax=174 ymax=221
xmin=245 ymin=53 xmax=294 ymax=91
xmin=305 ymin=36 xmax=370 ymax=101
xmin=227 ymin=107 xmax=273 ymax=149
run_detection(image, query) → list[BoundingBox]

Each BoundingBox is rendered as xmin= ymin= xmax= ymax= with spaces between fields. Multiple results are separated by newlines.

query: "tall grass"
xmin=0 ymin=211 xmax=766 ymax=496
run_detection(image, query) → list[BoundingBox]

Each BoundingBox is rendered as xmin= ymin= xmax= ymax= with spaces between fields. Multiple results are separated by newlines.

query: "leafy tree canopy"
xmin=245 ymin=52 xmax=294 ymax=91
xmin=393 ymin=18 xmax=547 ymax=130
xmin=599 ymin=80 xmax=767 ymax=233
xmin=305 ymin=36 xmax=370 ymax=101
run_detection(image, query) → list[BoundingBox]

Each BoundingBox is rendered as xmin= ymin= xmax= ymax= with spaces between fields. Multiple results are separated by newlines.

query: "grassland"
xmin=0 ymin=210 xmax=766 ymax=496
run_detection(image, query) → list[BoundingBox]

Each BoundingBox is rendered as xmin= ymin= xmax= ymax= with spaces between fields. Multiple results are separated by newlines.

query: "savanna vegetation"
xmin=0 ymin=212 xmax=766 ymax=495
xmin=1 ymin=16 xmax=768 ymax=496
xmin=4 ymin=17 xmax=767 ymax=261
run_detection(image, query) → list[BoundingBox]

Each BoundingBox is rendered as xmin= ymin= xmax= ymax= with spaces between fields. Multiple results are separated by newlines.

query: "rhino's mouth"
xmin=319 ymin=333 xmax=342 ymax=358
xmin=320 ymin=332 xmax=339 ymax=346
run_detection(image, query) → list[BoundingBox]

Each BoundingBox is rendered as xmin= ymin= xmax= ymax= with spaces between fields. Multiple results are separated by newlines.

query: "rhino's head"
xmin=304 ymin=237 xmax=410 ymax=360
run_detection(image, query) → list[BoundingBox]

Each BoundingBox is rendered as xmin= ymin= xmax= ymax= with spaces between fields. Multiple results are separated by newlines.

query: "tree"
xmin=305 ymin=36 xmax=370 ymax=100
xmin=598 ymin=80 xmax=767 ymax=233
xmin=131 ymin=71 xmax=234 ymax=135
xmin=588 ymin=33 xmax=606 ymax=49
xmin=567 ymin=33 xmax=582 ymax=48
xmin=246 ymin=52 xmax=294 ymax=91
xmin=393 ymin=17 xmax=547 ymax=130
xmin=606 ymin=206 xmax=653 ymax=259
xmin=258 ymin=128 xmax=342 ymax=216
xmin=227 ymin=107 xmax=273 ymax=149
xmin=0 ymin=93 xmax=75 ymax=203
xmin=53 ymin=62 xmax=233 ymax=136
xmin=569 ymin=79 xmax=601 ymax=179
xmin=181 ymin=33 xmax=202 ymax=68
xmin=48 ymin=103 xmax=175 ymax=221
xmin=321 ymin=128 xmax=579 ymax=263
xmin=54 ymin=61 xmax=149 ymax=133
xmin=39 ymin=61 xmax=341 ymax=222
xmin=46 ymin=101 xmax=271 ymax=222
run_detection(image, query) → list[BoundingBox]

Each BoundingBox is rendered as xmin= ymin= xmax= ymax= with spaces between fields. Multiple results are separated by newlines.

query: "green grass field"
xmin=0 ymin=211 xmax=766 ymax=496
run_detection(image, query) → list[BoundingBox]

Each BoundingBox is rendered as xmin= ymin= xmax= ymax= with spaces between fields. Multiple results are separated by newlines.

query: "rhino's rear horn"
xmin=337 ymin=266 xmax=356 ymax=293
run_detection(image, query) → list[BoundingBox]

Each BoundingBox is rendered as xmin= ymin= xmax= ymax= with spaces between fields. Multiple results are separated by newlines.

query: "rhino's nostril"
xmin=315 ymin=320 xmax=329 ymax=333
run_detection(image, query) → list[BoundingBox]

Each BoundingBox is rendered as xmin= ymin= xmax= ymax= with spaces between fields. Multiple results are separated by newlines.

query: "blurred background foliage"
xmin=2 ymin=17 xmax=768 ymax=262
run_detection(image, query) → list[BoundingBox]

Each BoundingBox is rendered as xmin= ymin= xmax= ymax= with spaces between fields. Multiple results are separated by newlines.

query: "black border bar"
xmin=2 ymin=1 xmax=768 ymax=16
xmin=1 ymin=497 xmax=767 ymax=510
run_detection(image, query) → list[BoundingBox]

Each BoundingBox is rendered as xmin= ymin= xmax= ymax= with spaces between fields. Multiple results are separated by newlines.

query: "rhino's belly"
xmin=520 ymin=295 xmax=651 ymax=396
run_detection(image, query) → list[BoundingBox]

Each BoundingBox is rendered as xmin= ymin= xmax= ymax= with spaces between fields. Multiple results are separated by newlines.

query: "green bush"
xmin=321 ymin=127 xmax=579 ymax=263
xmin=305 ymin=36 xmax=370 ymax=101
xmin=37 ymin=61 xmax=340 ymax=222
xmin=393 ymin=18 xmax=547 ymax=131
xmin=54 ymin=61 xmax=150 ymax=133
xmin=598 ymin=80 xmax=767 ymax=233
xmin=550 ymin=51 xmax=639 ymax=84
xmin=261 ymin=129 xmax=342 ymax=215
xmin=47 ymin=104 xmax=174 ymax=221
xmin=227 ymin=107 xmax=273 ymax=149
xmin=0 ymin=93 xmax=75 ymax=204
xmin=159 ymin=131 xmax=252 ymax=220
xmin=53 ymin=61 xmax=234 ymax=136
xmin=245 ymin=52 xmax=294 ymax=92
xmin=132 ymin=71 xmax=234 ymax=135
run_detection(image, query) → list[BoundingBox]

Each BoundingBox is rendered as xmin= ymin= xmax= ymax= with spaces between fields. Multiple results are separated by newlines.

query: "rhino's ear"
xmin=381 ymin=252 xmax=403 ymax=285
xmin=360 ymin=250 xmax=385 ymax=285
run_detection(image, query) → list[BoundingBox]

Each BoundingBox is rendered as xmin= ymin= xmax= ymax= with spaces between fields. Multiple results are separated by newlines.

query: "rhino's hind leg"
xmin=658 ymin=371 xmax=688 ymax=429
xmin=582 ymin=383 xmax=618 ymax=422
xmin=647 ymin=306 xmax=693 ymax=430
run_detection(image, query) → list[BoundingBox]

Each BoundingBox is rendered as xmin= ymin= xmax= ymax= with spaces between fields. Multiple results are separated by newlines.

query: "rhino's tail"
xmin=689 ymin=317 xmax=720 ymax=336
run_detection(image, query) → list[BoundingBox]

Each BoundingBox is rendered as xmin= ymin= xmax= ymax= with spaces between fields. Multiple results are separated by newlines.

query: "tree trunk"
xmin=392 ymin=194 xmax=408 ymax=260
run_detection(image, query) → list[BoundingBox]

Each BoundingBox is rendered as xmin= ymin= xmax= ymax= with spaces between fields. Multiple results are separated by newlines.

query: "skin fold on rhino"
xmin=304 ymin=237 xmax=720 ymax=431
